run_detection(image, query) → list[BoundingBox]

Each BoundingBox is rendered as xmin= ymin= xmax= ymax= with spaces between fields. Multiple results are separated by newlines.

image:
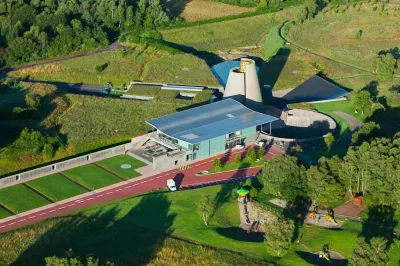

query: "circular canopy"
xmin=121 ymin=164 xmax=132 ymax=169
xmin=237 ymin=188 xmax=249 ymax=196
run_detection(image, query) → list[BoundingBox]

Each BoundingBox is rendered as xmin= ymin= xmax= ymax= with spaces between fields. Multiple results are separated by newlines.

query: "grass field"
xmin=161 ymin=8 xmax=296 ymax=51
xmin=125 ymin=84 xmax=162 ymax=96
xmin=9 ymin=47 xmax=219 ymax=86
xmin=96 ymin=155 xmax=146 ymax=179
xmin=0 ymin=184 xmax=50 ymax=214
xmin=0 ymin=185 xmax=399 ymax=265
xmin=27 ymin=174 xmax=87 ymax=202
xmin=168 ymin=0 xmax=255 ymax=22
xmin=287 ymin=3 xmax=400 ymax=75
xmin=63 ymin=164 xmax=121 ymax=190
xmin=0 ymin=207 xmax=11 ymax=219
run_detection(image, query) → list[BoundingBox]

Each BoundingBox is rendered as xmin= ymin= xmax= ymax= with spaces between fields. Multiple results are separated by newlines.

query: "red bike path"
xmin=0 ymin=146 xmax=284 ymax=233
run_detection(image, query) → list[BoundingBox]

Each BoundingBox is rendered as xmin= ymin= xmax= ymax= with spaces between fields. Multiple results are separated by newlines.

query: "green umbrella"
xmin=237 ymin=188 xmax=249 ymax=196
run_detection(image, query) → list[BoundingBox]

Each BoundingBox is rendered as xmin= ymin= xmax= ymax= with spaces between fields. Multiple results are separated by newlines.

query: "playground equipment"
xmin=325 ymin=214 xmax=338 ymax=226
xmin=237 ymin=188 xmax=252 ymax=225
xmin=352 ymin=196 xmax=363 ymax=205
xmin=318 ymin=244 xmax=331 ymax=262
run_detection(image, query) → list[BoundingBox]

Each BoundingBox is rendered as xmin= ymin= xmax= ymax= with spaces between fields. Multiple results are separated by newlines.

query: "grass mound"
xmin=0 ymin=184 xmax=50 ymax=214
xmin=27 ymin=174 xmax=87 ymax=201
xmin=96 ymin=155 xmax=146 ymax=179
xmin=63 ymin=164 xmax=121 ymax=190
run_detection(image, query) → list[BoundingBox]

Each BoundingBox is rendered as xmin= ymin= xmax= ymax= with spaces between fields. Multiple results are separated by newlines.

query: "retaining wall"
xmin=0 ymin=142 xmax=134 ymax=189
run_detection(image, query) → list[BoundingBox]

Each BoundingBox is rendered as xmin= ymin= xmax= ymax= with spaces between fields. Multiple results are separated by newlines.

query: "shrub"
xmin=94 ymin=63 xmax=108 ymax=73
xmin=236 ymin=154 xmax=242 ymax=163
xmin=246 ymin=147 xmax=256 ymax=163
xmin=25 ymin=93 xmax=41 ymax=109
xmin=355 ymin=30 xmax=362 ymax=39
xmin=43 ymin=143 xmax=54 ymax=159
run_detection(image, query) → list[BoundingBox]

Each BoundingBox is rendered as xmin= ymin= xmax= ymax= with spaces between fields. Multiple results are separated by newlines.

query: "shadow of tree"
xmin=215 ymin=227 xmax=264 ymax=243
xmin=13 ymin=193 xmax=176 ymax=265
xmin=295 ymin=251 xmax=348 ymax=266
xmin=161 ymin=0 xmax=191 ymax=19
xmin=360 ymin=205 xmax=397 ymax=244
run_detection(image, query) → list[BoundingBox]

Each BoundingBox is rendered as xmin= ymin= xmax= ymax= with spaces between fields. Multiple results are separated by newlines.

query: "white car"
xmin=167 ymin=179 xmax=177 ymax=191
xmin=234 ymin=145 xmax=244 ymax=150
xmin=257 ymin=141 xmax=265 ymax=147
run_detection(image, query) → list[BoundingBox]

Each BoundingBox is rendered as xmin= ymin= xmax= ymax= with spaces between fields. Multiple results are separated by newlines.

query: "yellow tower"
xmin=239 ymin=58 xmax=252 ymax=73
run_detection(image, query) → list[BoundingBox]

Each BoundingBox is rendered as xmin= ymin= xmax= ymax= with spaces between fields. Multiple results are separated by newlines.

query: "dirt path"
xmin=333 ymin=111 xmax=362 ymax=131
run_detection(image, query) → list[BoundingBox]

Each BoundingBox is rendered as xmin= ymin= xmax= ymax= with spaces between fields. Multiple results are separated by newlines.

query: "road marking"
xmin=106 ymin=192 xmax=113 ymax=194
xmin=116 ymin=189 xmax=122 ymax=192
xmin=39 ymin=213 xmax=46 ymax=216
xmin=20 ymin=219 xmax=26 ymax=222
xmin=59 ymin=207 xmax=65 ymax=210
xmin=125 ymin=186 xmax=131 ymax=188
xmin=75 ymin=200 xmax=84 ymax=203
xmin=149 ymin=179 xmax=154 ymax=181
xmin=9 ymin=222 xmax=15 ymax=225
xmin=49 ymin=210 xmax=55 ymax=213
xmin=68 ymin=204 xmax=75 ymax=207
xmin=86 ymin=198 xmax=93 ymax=201
xmin=0 ymin=225 xmax=4 ymax=228
xmin=30 ymin=215 xmax=36 ymax=218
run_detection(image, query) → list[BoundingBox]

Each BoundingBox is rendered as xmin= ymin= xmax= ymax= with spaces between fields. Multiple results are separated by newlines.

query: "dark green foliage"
xmin=373 ymin=53 xmax=397 ymax=81
xmin=45 ymin=249 xmax=107 ymax=266
xmin=205 ymin=0 xmax=294 ymax=7
xmin=260 ymin=155 xmax=307 ymax=200
xmin=264 ymin=216 xmax=295 ymax=257
xmin=351 ymin=121 xmax=380 ymax=145
xmin=350 ymin=237 xmax=389 ymax=266
xmin=350 ymin=90 xmax=372 ymax=115
xmin=94 ymin=63 xmax=108 ymax=73
xmin=235 ymin=154 xmax=242 ymax=163
xmin=262 ymin=25 xmax=285 ymax=61
xmin=0 ymin=0 xmax=171 ymax=65
xmin=42 ymin=143 xmax=54 ymax=160
xmin=25 ymin=93 xmax=41 ymax=109
xmin=246 ymin=147 xmax=257 ymax=163
xmin=258 ymin=146 xmax=265 ymax=158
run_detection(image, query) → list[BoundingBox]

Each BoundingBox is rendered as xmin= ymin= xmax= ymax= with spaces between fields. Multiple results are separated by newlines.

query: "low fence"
xmin=0 ymin=142 xmax=134 ymax=189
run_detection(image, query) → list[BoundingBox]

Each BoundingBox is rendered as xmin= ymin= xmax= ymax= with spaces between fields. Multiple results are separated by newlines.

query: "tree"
xmin=351 ymin=122 xmax=380 ymax=145
xmin=257 ymin=146 xmax=265 ymax=159
xmin=197 ymin=195 xmax=214 ymax=226
xmin=212 ymin=157 xmax=222 ymax=171
xmin=324 ymin=133 xmax=335 ymax=151
xmin=235 ymin=154 xmax=242 ymax=164
xmin=304 ymin=0 xmax=318 ymax=19
xmin=25 ymin=93 xmax=41 ymax=109
xmin=350 ymin=237 xmax=389 ymax=266
xmin=258 ymin=0 xmax=268 ymax=9
xmin=259 ymin=155 xmax=307 ymax=200
xmin=264 ymin=217 xmax=295 ymax=257
xmin=351 ymin=90 xmax=372 ymax=115
xmin=246 ymin=147 xmax=256 ymax=163
xmin=373 ymin=53 xmax=396 ymax=81
xmin=43 ymin=143 xmax=54 ymax=160
xmin=306 ymin=156 xmax=345 ymax=207
xmin=45 ymin=249 xmax=113 ymax=266
xmin=355 ymin=29 xmax=362 ymax=39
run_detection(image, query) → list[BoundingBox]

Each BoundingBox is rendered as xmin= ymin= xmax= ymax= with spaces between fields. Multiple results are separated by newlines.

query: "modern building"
xmin=143 ymin=99 xmax=278 ymax=170
xmin=223 ymin=58 xmax=264 ymax=112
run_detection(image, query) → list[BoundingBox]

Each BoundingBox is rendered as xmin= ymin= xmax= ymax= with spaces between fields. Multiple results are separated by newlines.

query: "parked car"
xmin=234 ymin=144 xmax=244 ymax=150
xmin=167 ymin=179 xmax=177 ymax=191
xmin=257 ymin=141 xmax=265 ymax=147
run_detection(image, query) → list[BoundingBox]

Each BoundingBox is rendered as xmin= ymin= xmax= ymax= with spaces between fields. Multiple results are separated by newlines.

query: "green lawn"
xmin=314 ymin=100 xmax=366 ymax=134
xmin=125 ymin=84 xmax=161 ymax=96
xmin=208 ymin=157 xmax=264 ymax=174
xmin=96 ymin=155 xmax=146 ymax=179
xmin=0 ymin=184 xmax=399 ymax=265
xmin=0 ymin=184 xmax=50 ymax=214
xmin=0 ymin=207 xmax=12 ymax=219
xmin=63 ymin=164 xmax=121 ymax=190
xmin=27 ymin=174 xmax=87 ymax=202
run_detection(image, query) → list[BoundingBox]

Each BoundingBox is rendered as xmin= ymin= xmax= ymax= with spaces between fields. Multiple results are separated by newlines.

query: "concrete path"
xmin=0 ymin=146 xmax=284 ymax=233
xmin=333 ymin=111 xmax=362 ymax=131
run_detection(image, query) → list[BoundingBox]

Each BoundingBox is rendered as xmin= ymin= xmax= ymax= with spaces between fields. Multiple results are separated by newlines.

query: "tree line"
xmin=0 ymin=0 xmax=171 ymax=66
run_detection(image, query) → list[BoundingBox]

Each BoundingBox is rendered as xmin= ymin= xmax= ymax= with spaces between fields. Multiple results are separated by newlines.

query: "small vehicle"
xmin=234 ymin=144 xmax=244 ymax=150
xmin=167 ymin=179 xmax=177 ymax=191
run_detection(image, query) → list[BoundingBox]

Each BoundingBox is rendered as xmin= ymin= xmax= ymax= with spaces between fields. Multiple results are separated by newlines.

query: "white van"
xmin=167 ymin=179 xmax=177 ymax=191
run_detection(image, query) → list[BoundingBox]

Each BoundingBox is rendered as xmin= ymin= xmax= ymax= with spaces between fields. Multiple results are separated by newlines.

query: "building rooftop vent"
xmin=226 ymin=114 xmax=235 ymax=118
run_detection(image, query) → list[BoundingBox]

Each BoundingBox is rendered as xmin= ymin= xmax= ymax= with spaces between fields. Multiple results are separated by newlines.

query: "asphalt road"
xmin=0 ymin=145 xmax=284 ymax=233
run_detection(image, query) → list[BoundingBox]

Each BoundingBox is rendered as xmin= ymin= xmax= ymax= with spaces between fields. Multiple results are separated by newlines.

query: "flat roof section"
xmin=146 ymin=99 xmax=278 ymax=144
xmin=211 ymin=60 xmax=260 ymax=87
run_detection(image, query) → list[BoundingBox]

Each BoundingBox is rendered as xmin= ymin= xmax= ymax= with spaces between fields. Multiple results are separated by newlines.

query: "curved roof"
xmin=146 ymin=99 xmax=277 ymax=144
xmin=211 ymin=61 xmax=259 ymax=87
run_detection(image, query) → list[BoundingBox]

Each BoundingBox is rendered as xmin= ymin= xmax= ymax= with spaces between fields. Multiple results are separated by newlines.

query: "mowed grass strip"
xmin=96 ymin=155 xmax=146 ymax=179
xmin=27 ymin=174 xmax=88 ymax=202
xmin=0 ymin=207 xmax=12 ymax=219
xmin=0 ymin=184 xmax=50 ymax=214
xmin=63 ymin=164 xmax=121 ymax=190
